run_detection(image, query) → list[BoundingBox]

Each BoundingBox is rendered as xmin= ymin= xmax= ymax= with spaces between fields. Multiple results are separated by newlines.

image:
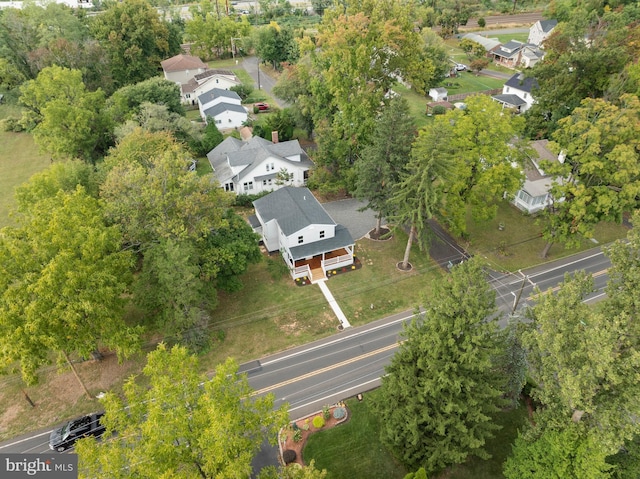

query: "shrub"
xmin=333 ymin=407 xmax=346 ymax=420
xmin=477 ymin=17 xmax=486 ymax=28
xmin=322 ymin=405 xmax=331 ymax=420
xmin=312 ymin=416 xmax=325 ymax=429
xmin=432 ymin=105 xmax=447 ymax=115
xmin=283 ymin=449 xmax=297 ymax=464
xmin=0 ymin=116 xmax=24 ymax=132
xmin=293 ymin=430 xmax=302 ymax=442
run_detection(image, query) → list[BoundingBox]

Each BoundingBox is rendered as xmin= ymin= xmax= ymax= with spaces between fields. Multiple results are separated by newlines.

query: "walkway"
xmin=317 ymin=280 xmax=351 ymax=329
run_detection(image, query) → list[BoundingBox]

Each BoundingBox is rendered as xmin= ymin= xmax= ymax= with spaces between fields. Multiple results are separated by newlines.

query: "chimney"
xmin=271 ymin=131 xmax=279 ymax=144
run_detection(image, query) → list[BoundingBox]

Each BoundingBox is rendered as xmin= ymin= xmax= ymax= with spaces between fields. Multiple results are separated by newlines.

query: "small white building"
xmin=251 ymin=187 xmax=355 ymax=282
xmin=197 ymin=88 xmax=247 ymax=129
xmin=429 ymin=87 xmax=448 ymax=102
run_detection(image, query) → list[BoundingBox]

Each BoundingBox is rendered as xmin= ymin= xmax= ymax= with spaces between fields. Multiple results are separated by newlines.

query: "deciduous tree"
xmin=522 ymin=270 xmax=640 ymax=452
xmin=76 ymin=344 xmax=289 ymax=479
xmin=376 ymin=258 xmax=506 ymax=474
xmin=90 ymin=0 xmax=175 ymax=87
xmin=537 ymin=94 xmax=640 ymax=258
xmin=0 ymin=187 xmax=139 ymax=394
xmin=19 ymin=66 xmax=111 ymax=162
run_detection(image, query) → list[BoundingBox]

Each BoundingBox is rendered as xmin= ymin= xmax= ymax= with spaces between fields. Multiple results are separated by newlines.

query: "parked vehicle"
xmin=49 ymin=412 xmax=106 ymax=452
xmin=254 ymin=102 xmax=270 ymax=111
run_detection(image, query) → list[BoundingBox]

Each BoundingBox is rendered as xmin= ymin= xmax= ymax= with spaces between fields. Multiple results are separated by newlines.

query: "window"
xmin=505 ymin=86 xmax=510 ymax=93
xmin=216 ymin=79 xmax=219 ymax=83
xmin=216 ymin=119 xmax=222 ymax=124
xmin=298 ymin=236 xmax=304 ymax=244
xmin=319 ymin=230 xmax=325 ymax=239
xmin=243 ymin=181 xmax=253 ymax=191
xmin=228 ymin=118 xmax=232 ymax=123
xmin=224 ymin=183 xmax=234 ymax=192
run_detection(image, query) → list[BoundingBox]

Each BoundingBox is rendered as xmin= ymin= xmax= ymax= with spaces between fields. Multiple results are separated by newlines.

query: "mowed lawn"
xmin=304 ymin=388 xmax=530 ymax=479
xmin=0 ymin=105 xmax=51 ymax=227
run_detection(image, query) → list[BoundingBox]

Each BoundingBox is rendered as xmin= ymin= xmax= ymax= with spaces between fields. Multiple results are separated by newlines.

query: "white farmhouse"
xmin=528 ymin=19 xmax=558 ymax=47
xmin=160 ymin=54 xmax=208 ymax=86
xmin=513 ymin=140 xmax=564 ymax=214
xmin=251 ymin=187 xmax=355 ymax=282
xmin=207 ymin=135 xmax=313 ymax=194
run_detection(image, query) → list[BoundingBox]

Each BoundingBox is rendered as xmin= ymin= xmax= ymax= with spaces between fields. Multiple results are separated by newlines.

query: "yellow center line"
xmin=527 ymin=268 xmax=609 ymax=301
xmin=251 ymin=342 xmax=400 ymax=396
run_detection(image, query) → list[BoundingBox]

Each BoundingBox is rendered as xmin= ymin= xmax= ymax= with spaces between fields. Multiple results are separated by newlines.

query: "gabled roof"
xmin=198 ymin=88 xmax=241 ymax=105
xmin=253 ymin=187 xmax=335 ymax=236
xmin=207 ymin=137 xmax=313 ymax=185
xmin=161 ymin=54 xmax=207 ymax=73
xmin=203 ymin=102 xmax=247 ymax=118
xmin=504 ymin=73 xmax=539 ymax=93
xmin=194 ymin=69 xmax=238 ymax=82
xmin=461 ymin=33 xmax=501 ymax=52
xmin=492 ymin=40 xmax=524 ymax=58
xmin=289 ymin=224 xmax=354 ymax=261
xmin=538 ymin=19 xmax=558 ymax=33
xmin=430 ymin=87 xmax=448 ymax=94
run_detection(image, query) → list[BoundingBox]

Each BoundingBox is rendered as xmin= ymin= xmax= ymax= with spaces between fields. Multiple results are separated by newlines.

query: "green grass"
xmin=436 ymin=72 xmax=505 ymax=94
xmin=303 ymin=389 xmax=408 ymax=479
xmin=304 ymin=389 xmax=530 ymax=479
xmin=199 ymin=231 xmax=442 ymax=369
xmin=0 ymin=104 xmax=51 ymax=227
xmin=461 ymin=201 xmax=630 ymax=271
xmin=491 ymin=33 xmax=529 ymax=44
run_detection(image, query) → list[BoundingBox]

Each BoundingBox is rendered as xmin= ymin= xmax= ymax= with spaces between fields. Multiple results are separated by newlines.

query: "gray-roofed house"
xmin=207 ymin=135 xmax=313 ymax=194
xmin=460 ymin=33 xmax=501 ymax=52
xmin=513 ymin=139 xmax=564 ymax=214
xmin=528 ymin=19 xmax=558 ymax=47
xmin=519 ymin=45 xmax=546 ymax=68
xmin=492 ymin=72 xmax=538 ymax=112
xmin=490 ymin=40 xmax=525 ymax=68
xmin=252 ymin=187 xmax=355 ymax=282
xmin=198 ymin=88 xmax=247 ymax=129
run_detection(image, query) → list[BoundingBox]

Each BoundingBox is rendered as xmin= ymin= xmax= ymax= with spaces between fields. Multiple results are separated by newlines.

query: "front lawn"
xmin=460 ymin=201 xmax=630 ymax=271
xmin=303 ymin=388 xmax=530 ymax=479
xmin=303 ymin=389 xmax=408 ymax=479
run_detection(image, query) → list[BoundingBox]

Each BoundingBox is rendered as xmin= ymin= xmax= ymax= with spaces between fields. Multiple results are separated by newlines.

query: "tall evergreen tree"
xmin=376 ymin=258 xmax=506 ymax=474
xmin=353 ymin=96 xmax=415 ymax=236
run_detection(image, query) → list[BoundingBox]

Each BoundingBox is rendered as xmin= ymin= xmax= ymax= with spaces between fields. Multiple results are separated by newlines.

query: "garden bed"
xmin=279 ymin=403 xmax=349 ymax=467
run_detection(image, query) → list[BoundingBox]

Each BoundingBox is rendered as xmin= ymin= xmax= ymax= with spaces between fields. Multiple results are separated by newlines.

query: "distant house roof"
xmin=539 ymin=19 xmax=558 ymax=33
xmin=194 ymin=69 xmax=237 ymax=82
xmin=202 ymin=102 xmax=247 ymax=118
xmin=253 ymin=187 xmax=335 ymax=237
xmin=430 ymin=87 xmax=448 ymax=94
xmin=504 ymin=73 xmax=539 ymax=93
xmin=161 ymin=54 xmax=207 ymax=73
xmin=198 ymin=88 xmax=241 ymax=105
xmin=491 ymin=40 xmax=524 ymax=59
xmin=461 ymin=33 xmax=501 ymax=52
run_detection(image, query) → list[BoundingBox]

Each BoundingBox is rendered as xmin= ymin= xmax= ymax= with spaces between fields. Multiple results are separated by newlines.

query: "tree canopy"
xmin=76 ymin=344 xmax=289 ymax=479
xmin=0 ymin=186 xmax=139 ymax=388
xmin=376 ymin=258 xmax=506 ymax=474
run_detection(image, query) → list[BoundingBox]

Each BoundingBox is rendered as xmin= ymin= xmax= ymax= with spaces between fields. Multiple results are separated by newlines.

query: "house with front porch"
xmin=513 ymin=139 xmax=564 ymax=214
xmin=492 ymin=72 xmax=538 ymax=113
xmin=207 ymin=135 xmax=313 ymax=194
xmin=251 ymin=187 xmax=355 ymax=283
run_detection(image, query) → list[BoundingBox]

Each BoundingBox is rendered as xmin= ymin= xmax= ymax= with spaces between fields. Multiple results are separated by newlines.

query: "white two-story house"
xmin=208 ymin=135 xmax=313 ymax=194
xmin=252 ymin=187 xmax=355 ymax=282
xmin=198 ymin=88 xmax=247 ymax=129
xmin=492 ymin=72 xmax=538 ymax=113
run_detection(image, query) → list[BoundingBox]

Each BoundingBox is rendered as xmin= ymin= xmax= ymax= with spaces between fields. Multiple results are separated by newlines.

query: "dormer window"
xmin=319 ymin=230 xmax=325 ymax=239
xmin=298 ymin=236 xmax=304 ymax=244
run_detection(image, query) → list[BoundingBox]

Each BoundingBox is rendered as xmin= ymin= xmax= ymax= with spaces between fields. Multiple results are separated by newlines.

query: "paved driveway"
xmin=321 ymin=198 xmax=379 ymax=240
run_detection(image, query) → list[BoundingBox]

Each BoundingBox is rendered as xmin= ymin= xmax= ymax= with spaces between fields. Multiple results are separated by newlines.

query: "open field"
xmin=0 ymin=104 xmax=51 ymax=227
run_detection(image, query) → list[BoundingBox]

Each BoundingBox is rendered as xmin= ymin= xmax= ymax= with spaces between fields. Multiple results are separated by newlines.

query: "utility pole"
xmin=511 ymin=270 xmax=536 ymax=316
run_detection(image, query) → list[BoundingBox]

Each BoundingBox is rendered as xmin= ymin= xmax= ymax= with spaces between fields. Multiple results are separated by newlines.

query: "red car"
xmin=254 ymin=102 xmax=270 ymax=111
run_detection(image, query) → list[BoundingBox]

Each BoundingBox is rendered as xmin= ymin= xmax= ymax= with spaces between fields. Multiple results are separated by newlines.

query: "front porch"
xmin=292 ymin=247 xmax=354 ymax=283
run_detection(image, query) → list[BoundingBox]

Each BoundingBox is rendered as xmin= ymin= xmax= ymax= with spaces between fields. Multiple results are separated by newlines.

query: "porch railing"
xmin=292 ymin=264 xmax=311 ymax=280
xmin=322 ymin=253 xmax=352 ymax=270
